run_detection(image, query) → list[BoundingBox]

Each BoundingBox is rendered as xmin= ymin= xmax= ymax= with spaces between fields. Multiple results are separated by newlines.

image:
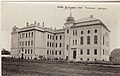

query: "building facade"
xmin=11 ymin=14 xmax=110 ymax=61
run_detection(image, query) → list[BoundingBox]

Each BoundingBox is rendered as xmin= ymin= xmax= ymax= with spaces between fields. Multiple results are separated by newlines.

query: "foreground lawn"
xmin=2 ymin=59 xmax=120 ymax=76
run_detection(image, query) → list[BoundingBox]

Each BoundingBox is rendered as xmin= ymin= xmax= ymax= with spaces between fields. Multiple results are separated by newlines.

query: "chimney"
xmin=34 ymin=21 xmax=37 ymax=25
xmin=42 ymin=22 xmax=44 ymax=27
xmin=26 ymin=22 xmax=29 ymax=26
xmin=90 ymin=15 xmax=93 ymax=18
xmin=38 ymin=22 xmax=40 ymax=26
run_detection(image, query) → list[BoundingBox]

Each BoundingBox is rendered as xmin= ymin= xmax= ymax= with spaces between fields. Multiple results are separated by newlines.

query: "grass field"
xmin=2 ymin=58 xmax=120 ymax=76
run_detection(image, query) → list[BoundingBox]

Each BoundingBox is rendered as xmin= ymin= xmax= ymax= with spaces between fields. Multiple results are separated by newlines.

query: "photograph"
xmin=1 ymin=1 xmax=120 ymax=76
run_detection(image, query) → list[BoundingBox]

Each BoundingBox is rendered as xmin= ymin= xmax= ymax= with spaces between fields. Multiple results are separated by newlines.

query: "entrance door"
xmin=73 ymin=50 xmax=76 ymax=59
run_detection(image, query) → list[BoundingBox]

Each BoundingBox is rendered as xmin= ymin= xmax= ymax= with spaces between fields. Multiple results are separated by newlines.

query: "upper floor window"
xmin=50 ymin=35 xmax=51 ymax=39
xmin=47 ymin=34 xmax=49 ymax=39
xmin=80 ymin=49 xmax=83 ymax=55
xmin=19 ymin=42 xmax=21 ymax=46
xmin=52 ymin=51 xmax=54 ymax=55
xmin=75 ymin=39 xmax=77 ymax=45
xmin=52 ymin=36 xmax=54 ymax=40
xmin=52 ymin=43 xmax=54 ymax=47
xmin=25 ymin=49 xmax=27 ymax=54
xmin=73 ymin=30 xmax=75 ymax=35
xmin=28 ymin=41 xmax=30 ymax=46
xmin=103 ymin=36 xmax=104 ymax=45
xmin=76 ymin=30 xmax=77 ymax=35
xmin=31 ymin=32 xmax=33 ymax=37
xmin=22 ymin=33 xmax=25 ymax=38
xmin=60 ymin=35 xmax=62 ymax=40
xmin=50 ymin=42 xmax=51 ymax=47
xmin=94 ymin=35 xmax=97 ymax=44
xmin=47 ymin=50 xmax=49 ymax=54
xmin=81 ymin=31 xmax=83 ymax=34
xmin=56 ymin=43 xmax=57 ymax=47
xmin=59 ymin=51 xmax=61 ymax=55
xmin=26 ymin=41 xmax=27 ymax=46
xmin=31 ymin=40 xmax=33 ymax=46
xmin=73 ymin=40 xmax=74 ymax=45
xmin=29 ymin=33 xmax=30 ymax=37
xmin=26 ymin=33 xmax=27 ymax=38
xmin=94 ymin=49 xmax=97 ymax=55
xmin=60 ymin=43 xmax=62 ymax=47
xmin=67 ymin=30 xmax=69 ymax=33
xmin=80 ymin=37 xmax=83 ymax=45
xmin=87 ymin=36 xmax=90 ymax=44
xmin=20 ymin=34 xmax=21 ymax=39
xmin=22 ymin=41 xmax=24 ymax=46
xmin=87 ymin=49 xmax=90 ymax=55
xmin=28 ymin=49 xmax=29 ymax=54
xmin=88 ymin=30 xmax=90 ymax=34
xmin=31 ymin=49 xmax=32 ymax=54
xmin=95 ymin=29 xmax=97 ymax=33
xmin=55 ymin=51 xmax=57 ymax=55
xmin=66 ymin=45 xmax=69 ymax=50
xmin=56 ymin=36 xmax=58 ymax=40
xmin=103 ymin=49 xmax=104 ymax=55
xmin=47 ymin=42 xmax=49 ymax=47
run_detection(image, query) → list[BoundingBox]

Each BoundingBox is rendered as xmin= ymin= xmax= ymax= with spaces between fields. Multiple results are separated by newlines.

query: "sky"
xmin=1 ymin=2 xmax=120 ymax=52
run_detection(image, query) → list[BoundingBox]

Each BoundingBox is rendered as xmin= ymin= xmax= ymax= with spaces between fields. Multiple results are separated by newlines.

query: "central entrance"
xmin=73 ymin=50 xmax=76 ymax=59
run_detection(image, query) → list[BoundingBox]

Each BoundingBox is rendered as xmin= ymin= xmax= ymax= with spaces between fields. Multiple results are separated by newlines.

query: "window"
xmin=75 ymin=39 xmax=77 ymax=45
xmin=56 ymin=36 xmax=58 ymax=40
xmin=80 ymin=49 xmax=83 ymax=55
xmin=60 ymin=43 xmax=62 ymax=47
xmin=52 ymin=36 xmax=54 ymax=40
xmin=20 ymin=34 xmax=21 ymax=39
xmin=87 ymin=58 xmax=89 ymax=61
xmin=29 ymin=33 xmax=30 ymax=37
xmin=59 ymin=51 xmax=61 ymax=55
xmin=50 ymin=42 xmax=51 ymax=47
xmin=52 ymin=51 xmax=54 ymax=55
xmin=31 ymin=32 xmax=33 ymax=37
xmin=56 ymin=43 xmax=57 ymax=47
xmin=73 ymin=40 xmax=74 ymax=45
xmin=26 ymin=33 xmax=27 ymax=38
xmin=94 ymin=49 xmax=97 ymax=55
xmin=67 ymin=30 xmax=69 ymax=33
xmin=55 ymin=51 xmax=57 ymax=55
xmin=48 ymin=34 xmax=49 ymax=39
xmin=26 ymin=41 xmax=27 ymax=46
xmin=66 ymin=45 xmax=68 ymax=50
xmin=47 ymin=50 xmax=49 ymax=54
xmin=80 ymin=37 xmax=83 ymax=45
xmin=95 ymin=29 xmax=97 ymax=33
xmin=22 ymin=41 xmax=24 ymax=46
xmin=31 ymin=40 xmax=33 ymax=46
xmin=103 ymin=49 xmax=104 ymax=55
xmin=60 ymin=35 xmax=62 ymax=40
xmin=22 ymin=33 xmax=25 ymax=38
xmin=22 ymin=49 xmax=24 ymax=52
xmin=80 ymin=58 xmax=83 ymax=61
xmin=28 ymin=41 xmax=30 ymax=46
xmin=52 ymin=43 xmax=54 ymax=47
xmin=50 ymin=50 xmax=51 ymax=55
xmin=88 ymin=30 xmax=90 ymax=34
xmin=103 ymin=36 xmax=104 ymax=45
xmin=87 ymin=49 xmax=90 ymax=55
xmin=81 ymin=31 xmax=83 ymax=34
xmin=25 ymin=49 xmax=27 ymax=54
xmin=28 ymin=49 xmax=29 ymax=54
xmin=50 ymin=35 xmax=51 ymax=39
xmin=20 ymin=42 xmax=21 ymax=46
xmin=94 ymin=35 xmax=97 ymax=44
xmin=76 ymin=30 xmax=77 ymax=35
xmin=87 ymin=36 xmax=90 ymax=44
xmin=31 ymin=49 xmax=32 ymax=54
xmin=73 ymin=30 xmax=74 ymax=35
xmin=47 ymin=42 xmax=49 ymax=47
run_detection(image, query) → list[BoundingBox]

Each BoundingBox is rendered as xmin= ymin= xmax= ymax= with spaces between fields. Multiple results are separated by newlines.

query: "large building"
xmin=11 ymin=13 xmax=110 ymax=61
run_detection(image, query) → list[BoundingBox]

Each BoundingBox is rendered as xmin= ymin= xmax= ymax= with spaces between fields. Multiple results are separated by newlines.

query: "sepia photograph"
xmin=1 ymin=1 xmax=120 ymax=76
